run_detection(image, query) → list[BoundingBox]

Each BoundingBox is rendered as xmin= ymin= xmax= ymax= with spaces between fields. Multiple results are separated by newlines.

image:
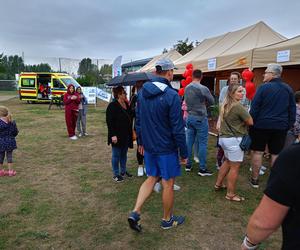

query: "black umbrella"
xmin=106 ymin=72 xmax=155 ymax=86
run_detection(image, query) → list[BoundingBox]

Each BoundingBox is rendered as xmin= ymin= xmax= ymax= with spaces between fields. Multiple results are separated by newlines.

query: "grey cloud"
xmin=0 ymin=0 xmax=299 ymax=63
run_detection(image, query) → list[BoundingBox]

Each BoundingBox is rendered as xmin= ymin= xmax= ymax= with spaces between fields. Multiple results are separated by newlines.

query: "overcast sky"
xmin=1 ymin=0 xmax=299 ymax=64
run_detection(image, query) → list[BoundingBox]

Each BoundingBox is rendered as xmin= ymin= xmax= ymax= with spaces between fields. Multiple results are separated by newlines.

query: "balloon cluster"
xmin=178 ymin=63 xmax=193 ymax=96
xmin=242 ymin=69 xmax=256 ymax=100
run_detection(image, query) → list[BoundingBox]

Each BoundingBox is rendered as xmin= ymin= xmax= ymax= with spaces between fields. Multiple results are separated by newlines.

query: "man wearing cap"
xmin=249 ymin=63 xmax=296 ymax=188
xmin=184 ymin=69 xmax=215 ymax=176
xmin=128 ymin=58 xmax=188 ymax=232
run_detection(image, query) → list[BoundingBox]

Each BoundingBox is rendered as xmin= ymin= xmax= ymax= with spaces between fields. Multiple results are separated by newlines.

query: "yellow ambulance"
xmin=18 ymin=72 xmax=81 ymax=103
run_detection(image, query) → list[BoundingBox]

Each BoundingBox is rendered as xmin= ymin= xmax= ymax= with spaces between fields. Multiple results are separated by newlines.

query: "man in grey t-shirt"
xmin=184 ymin=69 xmax=215 ymax=176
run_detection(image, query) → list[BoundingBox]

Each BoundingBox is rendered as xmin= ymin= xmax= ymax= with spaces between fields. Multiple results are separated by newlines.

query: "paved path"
xmin=0 ymin=95 xmax=17 ymax=102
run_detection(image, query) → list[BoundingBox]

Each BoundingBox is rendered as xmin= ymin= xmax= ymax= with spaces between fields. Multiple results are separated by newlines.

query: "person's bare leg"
xmin=161 ymin=178 xmax=175 ymax=221
xmin=270 ymin=154 xmax=278 ymax=167
xmin=133 ymin=176 xmax=159 ymax=214
xmin=226 ymin=162 xmax=241 ymax=196
xmin=8 ymin=162 xmax=12 ymax=171
xmin=215 ymin=159 xmax=230 ymax=187
xmin=251 ymin=151 xmax=263 ymax=180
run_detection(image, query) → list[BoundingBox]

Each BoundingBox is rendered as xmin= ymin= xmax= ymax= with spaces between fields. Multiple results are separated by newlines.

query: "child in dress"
xmin=0 ymin=106 xmax=18 ymax=176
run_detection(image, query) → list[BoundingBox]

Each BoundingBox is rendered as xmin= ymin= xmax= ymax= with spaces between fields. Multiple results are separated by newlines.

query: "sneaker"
xmin=250 ymin=177 xmax=259 ymax=188
xmin=69 ymin=135 xmax=78 ymax=140
xmin=153 ymin=182 xmax=162 ymax=193
xmin=84 ymin=132 xmax=89 ymax=136
xmin=8 ymin=169 xmax=16 ymax=176
xmin=193 ymin=156 xmax=199 ymax=163
xmin=185 ymin=165 xmax=192 ymax=172
xmin=198 ymin=169 xmax=213 ymax=176
xmin=0 ymin=169 xmax=5 ymax=177
xmin=173 ymin=184 xmax=181 ymax=191
xmin=121 ymin=171 xmax=133 ymax=178
xmin=128 ymin=211 xmax=142 ymax=232
xmin=137 ymin=166 xmax=144 ymax=177
xmin=78 ymin=133 xmax=83 ymax=137
xmin=161 ymin=215 xmax=185 ymax=230
xmin=112 ymin=175 xmax=124 ymax=182
xmin=260 ymin=165 xmax=267 ymax=171
xmin=249 ymin=167 xmax=265 ymax=176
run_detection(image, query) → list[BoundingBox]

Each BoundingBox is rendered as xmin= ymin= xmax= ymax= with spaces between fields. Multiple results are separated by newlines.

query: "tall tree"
xmin=24 ymin=63 xmax=52 ymax=72
xmin=77 ymin=58 xmax=100 ymax=86
xmin=173 ymin=38 xmax=194 ymax=55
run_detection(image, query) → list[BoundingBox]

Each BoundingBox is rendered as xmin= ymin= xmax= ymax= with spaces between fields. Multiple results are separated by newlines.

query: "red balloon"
xmin=178 ymin=88 xmax=185 ymax=96
xmin=186 ymin=76 xmax=192 ymax=84
xmin=181 ymin=79 xmax=187 ymax=87
xmin=186 ymin=63 xmax=193 ymax=70
xmin=182 ymin=71 xmax=187 ymax=78
xmin=245 ymin=81 xmax=256 ymax=100
xmin=242 ymin=69 xmax=254 ymax=81
xmin=187 ymin=69 xmax=193 ymax=77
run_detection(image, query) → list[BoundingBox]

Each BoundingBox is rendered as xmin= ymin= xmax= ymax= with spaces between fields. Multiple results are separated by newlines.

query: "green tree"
xmin=24 ymin=63 xmax=52 ymax=72
xmin=173 ymin=38 xmax=194 ymax=55
xmin=0 ymin=54 xmax=24 ymax=80
xmin=78 ymin=58 xmax=98 ymax=76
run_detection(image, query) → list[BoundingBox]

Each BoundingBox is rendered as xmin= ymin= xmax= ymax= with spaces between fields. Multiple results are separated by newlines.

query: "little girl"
xmin=0 ymin=106 xmax=18 ymax=176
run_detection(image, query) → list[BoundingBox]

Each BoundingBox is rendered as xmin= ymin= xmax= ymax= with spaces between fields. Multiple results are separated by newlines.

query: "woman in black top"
xmin=106 ymin=86 xmax=133 ymax=182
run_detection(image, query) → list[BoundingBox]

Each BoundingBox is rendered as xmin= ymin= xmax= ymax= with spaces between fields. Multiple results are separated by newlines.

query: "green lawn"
xmin=0 ymin=97 xmax=281 ymax=249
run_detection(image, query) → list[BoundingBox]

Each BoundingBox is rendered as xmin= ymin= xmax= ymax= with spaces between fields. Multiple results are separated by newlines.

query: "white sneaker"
xmin=137 ymin=167 xmax=144 ymax=177
xmin=260 ymin=165 xmax=267 ymax=171
xmin=249 ymin=167 xmax=265 ymax=176
xmin=78 ymin=133 xmax=83 ymax=137
xmin=173 ymin=184 xmax=181 ymax=191
xmin=153 ymin=182 xmax=162 ymax=193
xmin=70 ymin=135 xmax=78 ymax=140
xmin=194 ymin=157 xmax=199 ymax=163
xmin=84 ymin=132 xmax=89 ymax=136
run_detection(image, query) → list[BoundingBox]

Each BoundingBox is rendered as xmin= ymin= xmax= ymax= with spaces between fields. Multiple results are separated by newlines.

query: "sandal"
xmin=263 ymin=152 xmax=271 ymax=159
xmin=225 ymin=194 xmax=245 ymax=202
xmin=214 ymin=184 xmax=227 ymax=191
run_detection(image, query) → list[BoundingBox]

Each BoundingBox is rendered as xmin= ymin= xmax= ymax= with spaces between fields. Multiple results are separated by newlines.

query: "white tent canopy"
xmin=252 ymin=35 xmax=300 ymax=68
xmin=174 ymin=21 xmax=286 ymax=73
xmin=138 ymin=50 xmax=182 ymax=72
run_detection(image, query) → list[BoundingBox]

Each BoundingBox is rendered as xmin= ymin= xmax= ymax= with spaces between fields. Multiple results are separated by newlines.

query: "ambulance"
xmin=18 ymin=72 xmax=81 ymax=103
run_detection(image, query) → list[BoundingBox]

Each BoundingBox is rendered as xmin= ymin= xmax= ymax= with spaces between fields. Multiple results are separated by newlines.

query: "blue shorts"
xmin=144 ymin=151 xmax=181 ymax=180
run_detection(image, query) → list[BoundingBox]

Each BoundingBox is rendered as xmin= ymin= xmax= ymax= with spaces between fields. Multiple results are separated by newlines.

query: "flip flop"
xmin=225 ymin=194 xmax=245 ymax=202
xmin=214 ymin=184 xmax=227 ymax=191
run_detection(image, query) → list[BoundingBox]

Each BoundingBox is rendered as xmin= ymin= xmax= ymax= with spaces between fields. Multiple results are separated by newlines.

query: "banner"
xmin=96 ymin=88 xmax=111 ymax=102
xmin=82 ymin=87 xmax=97 ymax=104
xmin=112 ymin=55 xmax=122 ymax=78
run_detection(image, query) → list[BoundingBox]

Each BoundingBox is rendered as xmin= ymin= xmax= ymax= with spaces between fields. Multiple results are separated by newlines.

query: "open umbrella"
xmin=106 ymin=72 xmax=155 ymax=86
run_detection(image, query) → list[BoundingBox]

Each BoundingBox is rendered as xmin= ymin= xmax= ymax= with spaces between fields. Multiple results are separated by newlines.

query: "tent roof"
xmin=252 ymin=35 xmax=300 ymax=68
xmin=138 ymin=50 xmax=182 ymax=72
xmin=174 ymin=21 xmax=286 ymax=73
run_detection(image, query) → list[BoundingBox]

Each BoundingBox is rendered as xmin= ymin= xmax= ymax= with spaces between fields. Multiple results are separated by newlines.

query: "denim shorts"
xmin=144 ymin=151 xmax=181 ymax=180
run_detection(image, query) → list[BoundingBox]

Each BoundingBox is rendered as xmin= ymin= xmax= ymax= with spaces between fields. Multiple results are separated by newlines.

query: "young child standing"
xmin=0 ymin=106 xmax=18 ymax=176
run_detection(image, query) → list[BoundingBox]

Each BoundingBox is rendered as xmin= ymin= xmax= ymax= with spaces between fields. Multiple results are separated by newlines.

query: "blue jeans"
xmin=111 ymin=146 xmax=128 ymax=176
xmin=186 ymin=115 xmax=209 ymax=171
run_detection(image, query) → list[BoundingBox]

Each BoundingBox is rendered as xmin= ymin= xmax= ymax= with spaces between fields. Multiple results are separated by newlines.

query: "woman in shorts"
xmin=214 ymin=84 xmax=253 ymax=202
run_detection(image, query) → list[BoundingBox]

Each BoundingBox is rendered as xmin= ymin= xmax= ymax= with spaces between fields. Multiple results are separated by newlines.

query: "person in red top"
xmin=63 ymin=84 xmax=80 ymax=140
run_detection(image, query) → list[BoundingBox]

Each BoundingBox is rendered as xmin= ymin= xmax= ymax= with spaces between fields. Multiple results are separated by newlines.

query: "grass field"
xmin=0 ymin=97 xmax=282 ymax=249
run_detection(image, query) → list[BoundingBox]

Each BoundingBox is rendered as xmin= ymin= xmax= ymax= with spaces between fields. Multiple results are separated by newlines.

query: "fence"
xmin=0 ymin=80 xmax=18 ymax=91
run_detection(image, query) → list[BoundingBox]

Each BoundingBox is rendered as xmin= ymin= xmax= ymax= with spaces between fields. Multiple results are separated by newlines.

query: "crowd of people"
xmin=1 ymin=58 xmax=299 ymax=248
xmin=104 ymin=58 xmax=299 ymax=248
